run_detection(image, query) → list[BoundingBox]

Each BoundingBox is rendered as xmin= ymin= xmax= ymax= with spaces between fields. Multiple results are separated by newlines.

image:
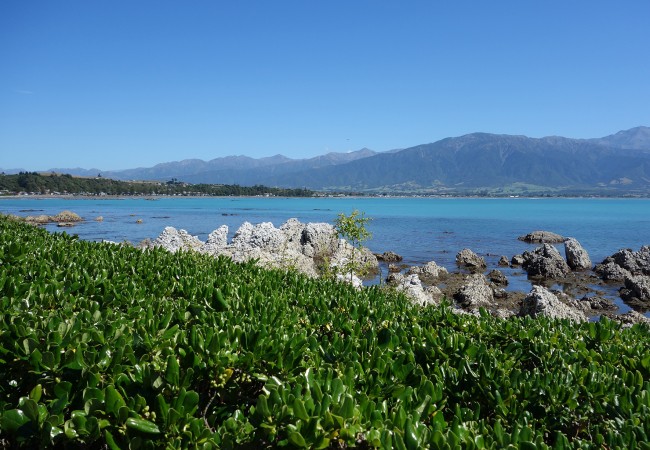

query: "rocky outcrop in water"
xmin=522 ymin=244 xmax=571 ymax=279
xmin=375 ymin=251 xmax=403 ymax=262
xmin=564 ymin=238 xmax=592 ymax=271
xmin=455 ymin=248 xmax=486 ymax=272
xmin=620 ymin=275 xmax=650 ymax=307
xmin=25 ymin=210 xmax=83 ymax=226
xmin=149 ymin=217 xmax=648 ymax=321
xmin=488 ymin=269 xmax=508 ymax=286
xmin=518 ymin=231 xmax=564 ymax=243
xmin=511 ymin=254 xmax=525 ymax=266
xmin=594 ymin=246 xmax=650 ymax=281
xmin=594 ymin=262 xmax=632 ymax=282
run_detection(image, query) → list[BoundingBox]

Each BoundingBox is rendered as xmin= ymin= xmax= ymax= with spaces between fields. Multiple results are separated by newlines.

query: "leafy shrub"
xmin=0 ymin=215 xmax=649 ymax=448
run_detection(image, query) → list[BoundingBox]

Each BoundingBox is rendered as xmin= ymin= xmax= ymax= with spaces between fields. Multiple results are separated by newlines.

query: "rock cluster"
xmin=594 ymin=246 xmax=650 ymax=307
xmin=151 ymin=218 xmax=378 ymax=280
xmin=594 ymin=246 xmax=650 ymax=280
xmin=150 ymin=219 xmax=647 ymax=323
xmin=25 ymin=210 xmax=83 ymax=226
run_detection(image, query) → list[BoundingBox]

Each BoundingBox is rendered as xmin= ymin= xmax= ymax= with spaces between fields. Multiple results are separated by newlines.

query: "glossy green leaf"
xmin=1 ymin=409 xmax=31 ymax=432
xmin=126 ymin=417 xmax=161 ymax=434
xmin=165 ymin=354 xmax=180 ymax=387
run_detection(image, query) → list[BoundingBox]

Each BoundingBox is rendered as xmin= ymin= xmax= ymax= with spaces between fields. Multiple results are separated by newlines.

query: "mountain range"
xmin=5 ymin=126 xmax=650 ymax=195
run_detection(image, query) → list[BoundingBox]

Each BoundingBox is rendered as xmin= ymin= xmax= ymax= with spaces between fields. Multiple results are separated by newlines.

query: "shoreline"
xmin=2 ymin=198 xmax=649 ymax=321
xmin=3 ymin=193 xmax=650 ymax=201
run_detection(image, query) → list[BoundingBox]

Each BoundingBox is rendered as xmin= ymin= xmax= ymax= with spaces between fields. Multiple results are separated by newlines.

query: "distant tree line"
xmin=0 ymin=172 xmax=314 ymax=197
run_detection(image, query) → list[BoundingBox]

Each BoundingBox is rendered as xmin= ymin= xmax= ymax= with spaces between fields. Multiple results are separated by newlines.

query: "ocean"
xmin=2 ymin=196 xmax=649 ymax=314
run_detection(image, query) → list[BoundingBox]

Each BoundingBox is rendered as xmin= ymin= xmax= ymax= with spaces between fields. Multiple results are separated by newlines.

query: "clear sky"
xmin=1 ymin=1 xmax=649 ymax=171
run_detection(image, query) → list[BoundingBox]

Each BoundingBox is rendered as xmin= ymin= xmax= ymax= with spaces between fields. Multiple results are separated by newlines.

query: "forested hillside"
xmin=0 ymin=172 xmax=312 ymax=197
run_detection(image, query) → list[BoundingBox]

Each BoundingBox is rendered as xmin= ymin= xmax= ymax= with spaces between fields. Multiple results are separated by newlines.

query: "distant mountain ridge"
xmin=5 ymin=126 xmax=650 ymax=194
xmin=259 ymin=129 xmax=650 ymax=193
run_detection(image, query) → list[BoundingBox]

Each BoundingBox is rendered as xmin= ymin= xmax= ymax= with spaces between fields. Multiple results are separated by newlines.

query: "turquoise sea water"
xmin=2 ymin=196 xmax=649 ymax=314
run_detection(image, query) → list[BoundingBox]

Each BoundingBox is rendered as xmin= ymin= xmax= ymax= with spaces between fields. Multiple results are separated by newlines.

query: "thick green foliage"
xmin=0 ymin=215 xmax=649 ymax=449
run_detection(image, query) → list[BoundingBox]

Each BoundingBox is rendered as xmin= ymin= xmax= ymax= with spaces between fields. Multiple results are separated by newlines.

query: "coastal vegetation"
xmin=0 ymin=172 xmax=313 ymax=197
xmin=1 ymin=215 xmax=649 ymax=448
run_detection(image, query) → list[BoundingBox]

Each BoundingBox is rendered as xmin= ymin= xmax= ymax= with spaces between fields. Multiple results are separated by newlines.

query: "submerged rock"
xmin=375 ymin=251 xmax=403 ymax=262
xmin=498 ymin=255 xmax=510 ymax=267
xmin=488 ymin=269 xmax=508 ymax=286
xmin=518 ymin=231 xmax=564 ymax=243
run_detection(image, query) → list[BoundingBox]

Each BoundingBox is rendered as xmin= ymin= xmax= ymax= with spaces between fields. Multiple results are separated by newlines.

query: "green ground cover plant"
xmin=0 ymin=214 xmax=649 ymax=449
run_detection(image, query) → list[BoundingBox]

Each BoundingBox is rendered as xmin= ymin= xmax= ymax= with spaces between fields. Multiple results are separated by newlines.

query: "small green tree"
xmin=334 ymin=210 xmax=372 ymax=281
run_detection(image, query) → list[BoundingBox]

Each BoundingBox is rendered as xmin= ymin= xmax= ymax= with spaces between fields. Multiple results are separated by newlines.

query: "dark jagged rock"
xmin=388 ymin=264 xmax=401 ymax=273
xmin=595 ymin=246 xmax=650 ymax=281
xmin=620 ymin=275 xmax=650 ymax=307
xmin=594 ymin=261 xmax=632 ymax=282
xmin=488 ymin=269 xmax=508 ymax=286
xmin=522 ymin=244 xmax=571 ymax=279
xmin=498 ymin=255 xmax=510 ymax=267
xmin=375 ymin=251 xmax=403 ymax=262
xmin=511 ymin=254 xmax=525 ymax=266
xmin=578 ymin=295 xmax=617 ymax=311
xmin=455 ymin=248 xmax=486 ymax=272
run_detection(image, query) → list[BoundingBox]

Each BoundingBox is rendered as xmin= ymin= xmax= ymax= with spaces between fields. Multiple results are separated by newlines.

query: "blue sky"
xmin=1 ymin=1 xmax=649 ymax=171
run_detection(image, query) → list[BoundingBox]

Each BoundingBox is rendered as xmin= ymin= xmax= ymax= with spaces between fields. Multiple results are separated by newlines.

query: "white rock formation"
xmin=150 ymin=219 xmax=378 ymax=280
